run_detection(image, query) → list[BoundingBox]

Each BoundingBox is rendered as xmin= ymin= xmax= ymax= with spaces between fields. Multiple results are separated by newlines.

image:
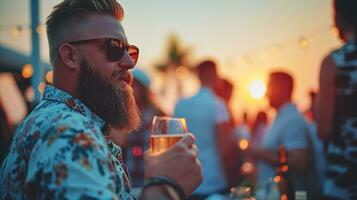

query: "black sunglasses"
xmin=68 ymin=38 xmax=139 ymax=64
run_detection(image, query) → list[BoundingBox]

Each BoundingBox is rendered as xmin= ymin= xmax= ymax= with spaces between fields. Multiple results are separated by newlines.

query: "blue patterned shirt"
xmin=0 ymin=85 xmax=134 ymax=200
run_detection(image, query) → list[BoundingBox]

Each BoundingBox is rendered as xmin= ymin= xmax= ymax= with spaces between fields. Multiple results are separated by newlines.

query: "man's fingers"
xmin=169 ymin=133 xmax=195 ymax=153
xmin=179 ymin=133 xmax=195 ymax=147
xmin=191 ymin=144 xmax=198 ymax=157
xmin=143 ymin=150 xmax=151 ymax=159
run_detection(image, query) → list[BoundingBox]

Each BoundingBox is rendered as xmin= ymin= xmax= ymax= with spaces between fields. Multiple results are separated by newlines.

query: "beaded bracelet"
xmin=143 ymin=176 xmax=185 ymax=200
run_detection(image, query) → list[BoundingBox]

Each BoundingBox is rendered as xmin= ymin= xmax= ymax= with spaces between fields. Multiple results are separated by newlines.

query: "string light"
xmin=239 ymin=25 xmax=330 ymax=64
xmin=11 ymin=26 xmax=23 ymax=37
xmin=36 ymin=24 xmax=46 ymax=35
xmin=1 ymin=23 xmax=45 ymax=36
xmin=299 ymin=36 xmax=309 ymax=48
xmin=2 ymin=23 xmax=334 ymax=70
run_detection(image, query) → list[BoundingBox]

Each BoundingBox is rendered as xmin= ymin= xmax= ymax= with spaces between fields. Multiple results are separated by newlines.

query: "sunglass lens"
xmin=107 ymin=39 xmax=125 ymax=61
xmin=106 ymin=39 xmax=139 ymax=64
xmin=128 ymin=45 xmax=139 ymax=64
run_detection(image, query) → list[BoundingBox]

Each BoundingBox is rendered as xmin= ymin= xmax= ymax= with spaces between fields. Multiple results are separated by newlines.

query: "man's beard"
xmin=76 ymin=58 xmax=141 ymax=134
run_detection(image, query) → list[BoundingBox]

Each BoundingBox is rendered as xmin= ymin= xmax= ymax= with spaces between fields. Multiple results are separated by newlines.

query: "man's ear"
xmin=58 ymin=43 xmax=81 ymax=70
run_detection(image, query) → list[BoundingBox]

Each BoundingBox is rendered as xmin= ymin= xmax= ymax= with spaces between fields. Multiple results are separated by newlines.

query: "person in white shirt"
xmin=174 ymin=60 xmax=237 ymax=199
xmin=248 ymin=72 xmax=316 ymax=199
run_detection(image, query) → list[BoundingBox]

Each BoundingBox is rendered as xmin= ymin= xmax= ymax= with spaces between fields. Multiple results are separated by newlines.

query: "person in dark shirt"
xmin=317 ymin=0 xmax=357 ymax=199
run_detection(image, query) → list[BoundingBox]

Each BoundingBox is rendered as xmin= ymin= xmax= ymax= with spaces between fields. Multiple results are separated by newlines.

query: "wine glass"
xmin=149 ymin=116 xmax=188 ymax=154
xmin=229 ymin=186 xmax=251 ymax=200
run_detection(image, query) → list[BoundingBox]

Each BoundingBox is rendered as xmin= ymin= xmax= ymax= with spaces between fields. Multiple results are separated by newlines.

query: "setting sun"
xmin=248 ymin=80 xmax=266 ymax=99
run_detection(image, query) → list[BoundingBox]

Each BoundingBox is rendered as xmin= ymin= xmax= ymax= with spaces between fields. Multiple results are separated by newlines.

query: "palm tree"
xmin=155 ymin=33 xmax=190 ymax=72
xmin=155 ymin=33 xmax=192 ymax=111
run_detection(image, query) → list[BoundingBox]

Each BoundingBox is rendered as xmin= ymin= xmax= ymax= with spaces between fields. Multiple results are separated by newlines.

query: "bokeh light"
xmin=22 ymin=64 xmax=33 ymax=79
xmin=38 ymin=82 xmax=46 ymax=93
xmin=46 ymin=71 xmax=53 ymax=84
xmin=299 ymin=36 xmax=309 ymax=48
xmin=239 ymin=139 xmax=249 ymax=150
xmin=281 ymin=165 xmax=288 ymax=172
xmin=281 ymin=194 xmax=288 ymax=200
xmin=274 ymin=175 xmax=281 ymax=183
xmin=36 ymin=24 xmax=46 ymax=35
xmin=241 ymin=161 xmax=255 ymax=174
xmin=132 ymin=146 xmax=143 ymax=157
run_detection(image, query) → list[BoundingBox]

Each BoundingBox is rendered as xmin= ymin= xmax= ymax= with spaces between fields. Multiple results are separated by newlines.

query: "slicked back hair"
xmin=46 ymin=0 xmax=124 ymax=65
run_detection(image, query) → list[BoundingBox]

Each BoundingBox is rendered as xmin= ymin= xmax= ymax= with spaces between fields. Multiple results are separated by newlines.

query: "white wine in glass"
xmin=149 ymin=116 xmax=188 ymax=154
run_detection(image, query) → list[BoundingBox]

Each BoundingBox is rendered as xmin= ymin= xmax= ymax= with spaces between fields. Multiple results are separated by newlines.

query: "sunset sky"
xmin=0 ymin=0 xmax=342 ymax=122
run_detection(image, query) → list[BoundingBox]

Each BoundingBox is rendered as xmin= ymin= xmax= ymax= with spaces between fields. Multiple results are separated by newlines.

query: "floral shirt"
xmin=323 ymin=42 xmax=357 ymax=200
xmin=0 ymin=85 xmax=134 ymax=200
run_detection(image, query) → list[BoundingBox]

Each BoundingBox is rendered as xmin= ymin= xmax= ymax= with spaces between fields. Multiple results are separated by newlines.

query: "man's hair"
xmin=334 ymin=0 xmax=357 ymax=48
xmin=46 ymin=0 xmax=124 ymax=65
xmin=270 ymin=71 xmax=294 ymax=97
xmin=196 ymin=60 xmax=217 ymax=79
xmin=334 ymin=0 xmax=357 ymax=28
xmin=196 ymin=60 xmax=216 ymax=72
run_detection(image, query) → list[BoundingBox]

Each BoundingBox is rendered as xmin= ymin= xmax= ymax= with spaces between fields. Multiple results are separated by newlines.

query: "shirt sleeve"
xmin=26 ymin=119 xmax=119 ymax=200
xmin=214 ymin=97 xmax=230 ymax=124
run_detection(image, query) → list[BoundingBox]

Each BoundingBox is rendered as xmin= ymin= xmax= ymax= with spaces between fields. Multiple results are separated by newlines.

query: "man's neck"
xmin=201 ymin=81 xmax=214 ymax=89
xmin=52 ymin=75 xmax=77 ymax=97
xmin=275 ymin=99 xmax=291 ymax=111
xmin=53 ymin=82 xmax=78 ymax=99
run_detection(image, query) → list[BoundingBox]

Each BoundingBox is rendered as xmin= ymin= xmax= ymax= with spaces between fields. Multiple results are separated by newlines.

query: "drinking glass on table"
xmin=229 ymin=186 xmax=251 ymax=200
xmin=149 ymin=116 xmax=188 ymax=154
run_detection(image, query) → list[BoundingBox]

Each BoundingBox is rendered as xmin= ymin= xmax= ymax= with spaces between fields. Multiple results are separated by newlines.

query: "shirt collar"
xmin=42 ymin=85 xmax=106 ymax=130
xmin=200 ymin=86 xmax=214 ymax=94
xmin=276 ymin=102 xmax=297 ymax=118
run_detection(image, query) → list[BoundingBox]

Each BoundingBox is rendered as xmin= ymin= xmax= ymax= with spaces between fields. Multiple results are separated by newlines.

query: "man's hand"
xmin=246 ymin=146 xmax=279 ymax=165
xmin=143 ymin=134 xmax=202 ymax=198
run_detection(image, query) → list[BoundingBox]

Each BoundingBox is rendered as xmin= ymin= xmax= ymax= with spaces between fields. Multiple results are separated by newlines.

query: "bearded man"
xmin=0 ymin=0 xmax=202 ymax=199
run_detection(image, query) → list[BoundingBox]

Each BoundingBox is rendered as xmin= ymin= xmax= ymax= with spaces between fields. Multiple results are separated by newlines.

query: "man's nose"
xmin=118 ymin=51 xmax=136 ymax=70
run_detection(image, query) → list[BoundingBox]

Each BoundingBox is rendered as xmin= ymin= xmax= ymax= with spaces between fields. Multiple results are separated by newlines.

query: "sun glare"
xmin=248 ymin=80 xmax=266 ymax=99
